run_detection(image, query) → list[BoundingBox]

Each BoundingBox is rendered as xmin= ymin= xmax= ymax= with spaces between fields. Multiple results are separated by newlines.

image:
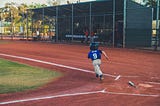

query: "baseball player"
xmin=88 ymin=42 xmax=109 ymax=80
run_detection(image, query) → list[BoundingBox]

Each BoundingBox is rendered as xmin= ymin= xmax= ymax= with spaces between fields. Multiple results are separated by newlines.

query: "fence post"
xmin=123 ymin=0 xmax=127 ymax=48
xmin=155 ymin=0 xmax=159 ymax=51
xmin=112 ymin=0 xmax=115 ymax=47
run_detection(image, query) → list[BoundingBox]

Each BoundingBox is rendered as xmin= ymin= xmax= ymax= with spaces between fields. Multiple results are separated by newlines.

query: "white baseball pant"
xmin=92 ymin=59 xmax=103 ymax=76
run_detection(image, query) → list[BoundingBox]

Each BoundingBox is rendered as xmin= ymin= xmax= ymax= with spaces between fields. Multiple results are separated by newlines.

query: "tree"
xmin=17 ymin=4 xmax=28 ymax=34
xmin=143 ymin=0 xmax=157 ymax=7
xmin=3 ymin=2 xmax=20 ymax=34
xmin=47 ymin=0 xmax=60 ymax=6
xmin=1 ymin=2 xmax=48 ymax=35
xmin=28 ymin=2 xmax=47 ymax=9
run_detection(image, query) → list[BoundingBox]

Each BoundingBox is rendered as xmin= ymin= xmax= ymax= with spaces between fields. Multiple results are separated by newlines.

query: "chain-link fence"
xmin=0 ymin=0 xmax=159 ymax=49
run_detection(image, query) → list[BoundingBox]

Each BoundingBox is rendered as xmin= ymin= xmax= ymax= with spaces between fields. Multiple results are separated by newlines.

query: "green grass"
xmin=0 ymin=58 xmax=62 ymax=94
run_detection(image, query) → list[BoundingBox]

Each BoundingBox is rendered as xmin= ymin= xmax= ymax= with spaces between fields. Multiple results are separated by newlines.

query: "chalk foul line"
xmin=0 ymin=53 xmax=117 ymax=78
xmin=105 ymin=91 xmax=159 ymax=97
xmin=0 ymin=53 xmax=140 ymax=79
xmin=0 ymin=89 xmax=105 ymax=105
xmin=145 ymin=81 xmax=160 ymax=85
xmin=0 ymin=89 xmax=159 ymax=105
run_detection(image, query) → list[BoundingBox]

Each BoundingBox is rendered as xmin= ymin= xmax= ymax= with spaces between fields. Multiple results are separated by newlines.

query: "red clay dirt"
xmin=0 ymin=41 xmax=160 ymax=106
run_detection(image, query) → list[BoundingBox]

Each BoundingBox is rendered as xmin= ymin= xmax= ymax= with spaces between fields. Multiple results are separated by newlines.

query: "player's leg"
xmin=96 ymin=59 xmax=104 ymax=80
xmin=94 ymin=65 xmax=103 ymax=75
xmin=95 ymin=65 xmax=104 ymax=80
xmin=93 ymin=59 xmax=103 ymax=80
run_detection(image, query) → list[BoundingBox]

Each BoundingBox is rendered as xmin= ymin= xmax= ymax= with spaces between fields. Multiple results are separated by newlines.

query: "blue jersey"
xmin=88 ymin=50 xmax=102 ymax=61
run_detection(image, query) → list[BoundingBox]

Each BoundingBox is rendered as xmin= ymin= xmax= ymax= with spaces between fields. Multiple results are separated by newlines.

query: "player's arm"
xmin=102 ymin=51 xmax=110 ymax=60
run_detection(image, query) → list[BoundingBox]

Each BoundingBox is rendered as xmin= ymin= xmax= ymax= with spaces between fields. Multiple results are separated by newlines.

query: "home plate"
xmin=138 ymin=83 xmax=153 ymax=88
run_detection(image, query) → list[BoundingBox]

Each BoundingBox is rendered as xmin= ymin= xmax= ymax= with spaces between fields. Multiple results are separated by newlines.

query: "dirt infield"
xmin=0 ymin=41 xmax=160 ymax=106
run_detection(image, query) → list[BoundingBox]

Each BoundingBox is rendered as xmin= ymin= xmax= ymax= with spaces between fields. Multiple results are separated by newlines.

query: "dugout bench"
xmin=65 ymin=35 xmax=98 ymax=43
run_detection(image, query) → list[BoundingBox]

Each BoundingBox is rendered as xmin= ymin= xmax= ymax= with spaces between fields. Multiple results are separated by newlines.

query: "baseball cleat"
xmin=100 ymin=77 xmax=104 ymax=81
xmin=100 ymin=75 xmax=104 ymax=81
xmin=96 ymin=74 xmax=99 ymax=78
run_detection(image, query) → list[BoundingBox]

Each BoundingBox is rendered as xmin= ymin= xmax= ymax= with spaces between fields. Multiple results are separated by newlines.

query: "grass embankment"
xmin=0 ymin=59 xmax=62 ymax=94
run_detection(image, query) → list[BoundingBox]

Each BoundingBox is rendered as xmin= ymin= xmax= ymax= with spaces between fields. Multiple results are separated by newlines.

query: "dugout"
xmin=28 ymin=0 xmax=152 ymax=48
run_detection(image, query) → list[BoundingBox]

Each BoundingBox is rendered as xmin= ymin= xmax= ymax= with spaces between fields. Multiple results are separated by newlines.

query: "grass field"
xmin=0 ymin=58 xmax=62 ymax=94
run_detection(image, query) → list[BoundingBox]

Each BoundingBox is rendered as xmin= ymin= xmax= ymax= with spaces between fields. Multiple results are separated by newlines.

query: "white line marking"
xmin=0 ymin=53 xmax=140 ymax=78
xmin=115 ymin=75 xmax=121 ymax=80
xmin=0 ymin=88 xmax=159 ymax=105
xmin=105 ymin=91 xmax=159 ymax=97
xmin=0 ymin=53 xmax=116 ymax=78
xmin=151 ymin=77 xmax=159 ymax=79
xmin=145 ymin=82 xmax=160 ymax=85
xmin=0 ymin=89 xmax=105 ymax=105
xmin=0 ymin=53 xmax=158 ymax=104
xmin=154 ymin=88 xmax=160 ymax=90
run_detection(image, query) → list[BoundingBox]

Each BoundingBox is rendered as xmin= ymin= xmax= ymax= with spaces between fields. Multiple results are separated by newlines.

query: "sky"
xmin=0 ymin=0 xmax=93 ymax=8
xmin=0 ymin=0 xmax=142 ymax=8
xmin=0 ymin=0 xmax=45 ymax=7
